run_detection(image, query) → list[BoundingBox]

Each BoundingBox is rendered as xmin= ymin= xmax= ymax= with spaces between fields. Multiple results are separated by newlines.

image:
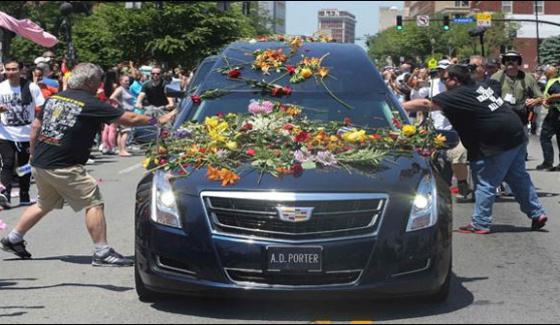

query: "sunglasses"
xmin=151 ymin=72 xmax=161 ymax=76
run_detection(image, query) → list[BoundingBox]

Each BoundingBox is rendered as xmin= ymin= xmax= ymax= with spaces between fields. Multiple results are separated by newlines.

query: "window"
xmin=454 ymin=1 xmax=469 ymax=7
xmin=502 ymin=0 xmax=512 ymax=14
xmin=536 ymin=1 xmax=544 ymax=14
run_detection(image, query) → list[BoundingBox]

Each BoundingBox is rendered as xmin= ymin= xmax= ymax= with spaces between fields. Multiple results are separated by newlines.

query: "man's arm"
xmin=115 ymin=109 xmax=177 ymax=127
xmin=401 ymin=98 xmax=441 ymax=113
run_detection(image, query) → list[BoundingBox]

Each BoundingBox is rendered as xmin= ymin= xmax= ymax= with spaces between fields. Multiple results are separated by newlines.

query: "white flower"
xmin=316 ymin=151 xmax=338 ymax=167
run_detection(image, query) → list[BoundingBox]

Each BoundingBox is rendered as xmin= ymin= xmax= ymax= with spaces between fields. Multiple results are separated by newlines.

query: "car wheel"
xmin=135 ymin=262 xmax=164 ymax=302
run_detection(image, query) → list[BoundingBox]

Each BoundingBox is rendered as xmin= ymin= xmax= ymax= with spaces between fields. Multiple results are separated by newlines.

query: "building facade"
xmin=318 ymin=9 xmax=356 ymax=43
xmin=379 ymin=6 xmax=403 ymax=32
xmin=257 ymin=1 xmax=286 ymax=34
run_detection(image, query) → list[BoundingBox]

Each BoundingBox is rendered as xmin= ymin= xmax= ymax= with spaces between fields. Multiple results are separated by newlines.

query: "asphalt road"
xmin=1 ymin=137 xmax=560 ymax=324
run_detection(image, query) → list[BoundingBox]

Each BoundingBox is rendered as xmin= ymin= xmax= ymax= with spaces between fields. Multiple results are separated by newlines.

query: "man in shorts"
xmin=0 ymin=63 xmax=176 ymax=266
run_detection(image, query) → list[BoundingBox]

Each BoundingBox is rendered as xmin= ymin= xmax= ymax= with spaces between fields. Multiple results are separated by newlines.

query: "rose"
xmin=271 ymin=87 xmax=283 ymax=97
xmin=301 ymin=68 xmax=313 ymax=79
xmin=283 ymin=86 xmax=293 ymax=96
xmin=402 ymin=125 xmax=417 ymax=137
xmin=228 ymin=69 xmax=241 ymax=79
xmin=295 ymin=131 xmax=310 ymax=143
xmin=246 ymin=148 xmax=257 ymax=156
xmin=191 ymin=95 xmax=202 ymax=104
xmin=291 ymin=163 xmax=304 ymax=177
xmin=286 ymin=65 xmax=296 ymax=75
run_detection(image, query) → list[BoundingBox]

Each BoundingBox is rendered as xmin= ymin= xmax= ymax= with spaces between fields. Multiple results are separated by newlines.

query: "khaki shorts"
xmin=446 ymin=141 xmax=468 ymax=164
xmin=33 ymin=166 xmax=104 ymax=212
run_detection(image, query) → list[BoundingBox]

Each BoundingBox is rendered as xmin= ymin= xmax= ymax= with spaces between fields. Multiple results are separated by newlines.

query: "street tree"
xmin=540 ymin=36 xmax=560 ymax=66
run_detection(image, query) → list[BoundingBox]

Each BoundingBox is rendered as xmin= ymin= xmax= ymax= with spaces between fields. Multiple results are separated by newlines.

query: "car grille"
xmin=225 ymin=269 xmax=361 ymax=287
xmin=201 ymin=192 xmax=387 ymax=241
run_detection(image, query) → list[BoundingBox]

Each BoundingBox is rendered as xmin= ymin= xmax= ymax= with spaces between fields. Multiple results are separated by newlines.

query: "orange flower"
xmin=207 ymin=166 xmax=222 ymax=181
xmin=319 ymin=67 xmax=329 ymax=78
xmin=219 ymin=168 xmax=240 ymax=186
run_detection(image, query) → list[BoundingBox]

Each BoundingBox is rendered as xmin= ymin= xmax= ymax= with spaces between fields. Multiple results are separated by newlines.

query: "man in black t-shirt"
xmin=0 ymin=63 xmax=176 ymax=265
xmin=135 ymin=67 xmax=174 ymax=110
xmin=407 ymin=65 xmax=548 ymax=234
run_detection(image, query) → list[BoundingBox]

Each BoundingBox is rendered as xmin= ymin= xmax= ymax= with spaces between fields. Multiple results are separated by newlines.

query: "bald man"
xmin=538 ymin=66 xmax=560 ymax=171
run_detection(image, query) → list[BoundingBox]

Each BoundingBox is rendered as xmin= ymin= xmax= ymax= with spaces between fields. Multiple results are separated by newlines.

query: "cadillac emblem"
xmin=276 ymin=207 xmax=315 ymax=223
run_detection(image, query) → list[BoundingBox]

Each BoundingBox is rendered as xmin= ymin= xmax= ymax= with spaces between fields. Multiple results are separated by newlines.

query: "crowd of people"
xmin=389 ymin=50 xmax=551 ymax=234
xmin=0 ymin=51 xmax=192 ymax=209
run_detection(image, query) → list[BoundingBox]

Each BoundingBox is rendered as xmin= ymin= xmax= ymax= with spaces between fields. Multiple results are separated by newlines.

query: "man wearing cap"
xmin=491 ymin=51 xmax=543 ymax=132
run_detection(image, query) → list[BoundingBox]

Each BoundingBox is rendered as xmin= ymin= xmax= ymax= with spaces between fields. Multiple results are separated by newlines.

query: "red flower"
xmin=286 ymin=65 xmax=296 ymax=75
xmin=283 ymin=123 xmax=294 ymax=131
xmin=216 ymin=112 xmax=225 ymax=118
xmin=191 ymin=95 xmax=202 ymax=104
xmin=242 ymin=123 xmax=253 ymax=131
xmin=246 ymin=148 xmax=257 ymax=156
xmin=271 ymin=87 xmax=283 ymax=97
xmin=159 ymin=159 xmax=168 ymax=166
xmin=392 ymin=117 xmax=402 ymax=129
xmin=228 ymin=69 xmax=241 ymax=79
xmin=295 ymin=131 xmax=310 ymax=143
xmin=343 ymin=117 xmax=352 ymax=126
xmin=160 ymin=129 xmax=170 ymax=139
xmin=283 ymin=86 xmax=293 ymax=96
xmin=291 ymin=163 xmax=304 ymax=176
xmin=371 ymin=134 xmax=382 ymax=140
xmin=199 ymin=148 xmax=207 ymax=154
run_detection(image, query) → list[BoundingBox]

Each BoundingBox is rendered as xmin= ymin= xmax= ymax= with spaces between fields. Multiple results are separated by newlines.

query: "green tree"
xmin=540 ymin=36 xmax=560 ymax=66
xmin=368 ymin=13 xmax=518 ymax=66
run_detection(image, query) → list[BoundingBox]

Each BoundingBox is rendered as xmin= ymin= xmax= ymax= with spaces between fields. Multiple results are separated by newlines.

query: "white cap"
xmin=34 ymin=56 xmax=51 ymax=65
xmin=436 ymin=59 xmax=450 ymax=70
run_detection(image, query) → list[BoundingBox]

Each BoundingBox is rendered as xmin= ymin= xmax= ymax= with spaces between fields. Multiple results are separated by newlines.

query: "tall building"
xmin=405 ymin=1 xmax=472 ymax=17
xmin=379 ymin=6 xmax=403 ymax=32
xmin=318 ymin=9 xmax=356 ymax=43
xmin=257 ymin=1 xmax=286 ymax=34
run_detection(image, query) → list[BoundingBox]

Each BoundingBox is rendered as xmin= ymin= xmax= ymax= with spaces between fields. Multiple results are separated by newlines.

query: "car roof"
xmin=199 ymin=41 xmax=388 ymax=95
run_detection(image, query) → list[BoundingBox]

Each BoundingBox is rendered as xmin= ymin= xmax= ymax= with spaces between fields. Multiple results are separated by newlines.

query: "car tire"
xmin=135 ymin=262 xmax=164 ymax=302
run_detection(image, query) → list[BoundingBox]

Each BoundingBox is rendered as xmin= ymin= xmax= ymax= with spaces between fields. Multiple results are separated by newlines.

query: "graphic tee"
xmin=433 ymin=83 xmax=526 ymax=161
xmin=0 ymin=80 xmax=45 ymax=142
xmin=32 ymin=90 xmax=124 ymax=169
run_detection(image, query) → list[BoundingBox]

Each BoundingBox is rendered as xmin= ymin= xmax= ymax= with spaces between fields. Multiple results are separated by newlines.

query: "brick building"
xmin=403 ymin=1 xmax=560 ymax=70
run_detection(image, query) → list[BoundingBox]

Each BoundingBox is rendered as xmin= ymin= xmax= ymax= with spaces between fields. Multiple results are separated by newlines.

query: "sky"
xmin=286 ymin=1 xmax=404 ymax=48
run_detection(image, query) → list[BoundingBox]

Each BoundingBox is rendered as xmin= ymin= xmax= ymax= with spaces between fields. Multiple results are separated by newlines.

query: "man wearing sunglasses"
xmin=491 ymin=51 xmax=543 ymax=143
xmin=134 ymin=67 xmax=174 ymax=111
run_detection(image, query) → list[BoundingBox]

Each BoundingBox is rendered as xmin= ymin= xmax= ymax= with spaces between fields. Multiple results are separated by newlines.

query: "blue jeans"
xmin=470 ymin=144 xmax=546 ymax=230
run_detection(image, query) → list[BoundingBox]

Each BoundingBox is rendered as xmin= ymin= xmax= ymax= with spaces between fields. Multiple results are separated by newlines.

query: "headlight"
xmin=151 ymin=170 xmax=181 ymax=228
xmin=406 ymin=174 xmax=437 ymax=232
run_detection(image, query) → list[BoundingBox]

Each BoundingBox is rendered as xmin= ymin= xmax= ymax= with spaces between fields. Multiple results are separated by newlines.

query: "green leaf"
xmin=302 ymin=161 xmax=317 ymax=170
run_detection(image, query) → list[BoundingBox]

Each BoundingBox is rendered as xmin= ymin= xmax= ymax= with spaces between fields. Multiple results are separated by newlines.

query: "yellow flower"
xmin=226 ymin=141 xmax=238 ymax=151
xmin=318 ymin=67 xmax=329 ymax=78
xmin=342 ymin=129 xmax=367 ymax=143
xmin=301 ymin=68 xmax=313 ymax=79
xmin=204 ymin=116 xmax=219 ymax=129
xmin=142 ymin=158 xmax=152 ymax=169
xmin=290 ymin=37 xmax=303 ymax=50
xmin=329 ymin=135 xmax=339 ymax=143
xmin=434 ymin=134 xmax=447 ymax=148
xmin=207 ymin=166 xmax=222 ymax=181
xmin=208 ymin=129 xmax=227 ymax=143
xmin=286 ymin=106 xmax=302 ymax=117
xmin=402 ymin=125 xmax=417 ymax=137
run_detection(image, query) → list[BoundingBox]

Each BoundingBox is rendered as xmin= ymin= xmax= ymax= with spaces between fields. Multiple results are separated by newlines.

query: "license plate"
xmin=266 ymin=246 xmax=322 ymax=272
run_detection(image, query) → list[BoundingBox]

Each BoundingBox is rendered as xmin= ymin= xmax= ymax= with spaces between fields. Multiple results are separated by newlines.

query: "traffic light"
xmin=443 ymin=15 xmax=450 ymax=31
xmin=396 ymin=15 xmax=403 ymax=31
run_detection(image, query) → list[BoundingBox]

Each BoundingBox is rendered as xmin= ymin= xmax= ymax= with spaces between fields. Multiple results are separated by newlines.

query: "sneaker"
xmin=456 ymin=224 xmax=491 ymax=235
xmin=531 ymin=215 xmax=548 ymax=231
xmin=536 ymin=163 xmax=553 ymax=170
xmin=0 ymin=192 xmax=11 ymax=210
xmin=0 ymin=237 xmax=32 ymax=259
xmin=549 ymin=165 xmax=560 ymax=172
xmin=92 ymin=248 xmax=134 ymax=267
xmin=86 ymin=158 xmax=96 ymax=165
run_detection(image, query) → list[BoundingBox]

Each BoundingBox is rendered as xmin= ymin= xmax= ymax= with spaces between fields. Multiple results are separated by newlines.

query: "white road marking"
xmin=118 ymin=163 xmax=142 ymax=175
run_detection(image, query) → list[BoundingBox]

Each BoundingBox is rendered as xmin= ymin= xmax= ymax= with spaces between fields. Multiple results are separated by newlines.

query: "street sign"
xmin=417 ymin=15 xmax=430 ymax=27
xmin=453 ymin=17 xmax=475 ymax=24
xmin=476 ymin=12 xmax=492 ymax=27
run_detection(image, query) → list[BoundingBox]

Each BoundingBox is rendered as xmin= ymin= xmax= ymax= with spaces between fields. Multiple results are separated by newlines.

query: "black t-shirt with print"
xmin=32 ymin=90 xmax=125 ymax=169
xmin=433 ymin=82 xmax=526 ymax=161
xmin=141 ymin=80 xmax=168 ymax=107
xmin=546 ymin=81 xmax=560 ymax=121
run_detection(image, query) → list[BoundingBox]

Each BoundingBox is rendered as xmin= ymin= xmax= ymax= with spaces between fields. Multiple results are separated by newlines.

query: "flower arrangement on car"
xmin=143 ymin=100 xmax=446 ymax=187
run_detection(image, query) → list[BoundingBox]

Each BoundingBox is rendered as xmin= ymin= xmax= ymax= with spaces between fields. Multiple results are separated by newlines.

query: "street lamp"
xmin=59 ymin=2 xmax=76 ymax=67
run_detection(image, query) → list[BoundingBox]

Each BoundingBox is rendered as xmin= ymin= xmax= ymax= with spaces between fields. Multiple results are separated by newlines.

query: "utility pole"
xmin=535 ymin=0 xmax=541 ymax=65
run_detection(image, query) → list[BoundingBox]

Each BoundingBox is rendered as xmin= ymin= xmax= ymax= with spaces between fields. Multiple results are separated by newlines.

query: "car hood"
xmin=172 ymin=152 xmax=432 ymax=197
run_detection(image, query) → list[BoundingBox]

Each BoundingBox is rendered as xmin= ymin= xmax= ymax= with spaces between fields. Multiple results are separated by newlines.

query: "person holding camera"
xmin=491 ymin=51 xmax=543 ymax=145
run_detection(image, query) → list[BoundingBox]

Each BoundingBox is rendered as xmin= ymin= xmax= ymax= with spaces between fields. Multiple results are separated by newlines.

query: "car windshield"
xmin=178 ymin=42 xmax=405 ymax=130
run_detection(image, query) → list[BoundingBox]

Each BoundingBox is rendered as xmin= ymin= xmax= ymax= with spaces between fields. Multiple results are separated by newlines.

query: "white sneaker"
xmin=87 ymin=158 xmax=96 ymax=165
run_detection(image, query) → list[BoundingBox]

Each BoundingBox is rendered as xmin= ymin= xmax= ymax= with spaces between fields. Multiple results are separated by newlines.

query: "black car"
xmin=134 ymin=41 xmax=453 ymax=302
